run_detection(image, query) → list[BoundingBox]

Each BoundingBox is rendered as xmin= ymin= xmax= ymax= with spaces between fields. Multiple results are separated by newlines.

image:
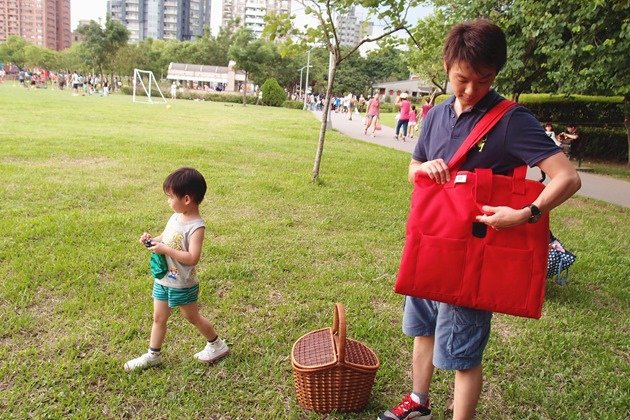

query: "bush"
xmin=283 ymin=100 xmax=304 ymax=110
xmin=119 ymin=85 xmax=257 ymax=104
xmin=575 ymin=126 xmax=628 ymax=162
xmin=520 ymin=94 xmax=623 ymax=125
xmin=260 ymin=78 xmax=286 ymax=107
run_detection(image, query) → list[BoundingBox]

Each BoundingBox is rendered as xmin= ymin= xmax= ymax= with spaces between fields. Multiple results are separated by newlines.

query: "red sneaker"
xmin=379 ymin=394 xmax=432 ymax=419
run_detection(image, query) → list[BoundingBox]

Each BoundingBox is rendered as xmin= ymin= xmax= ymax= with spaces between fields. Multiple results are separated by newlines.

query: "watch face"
xmin=528 ymin=205 xmax=541 ymax=223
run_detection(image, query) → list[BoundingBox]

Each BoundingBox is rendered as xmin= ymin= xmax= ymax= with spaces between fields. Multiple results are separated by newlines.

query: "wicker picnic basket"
xmin=291 ymin=303 xmax=380 ymax=413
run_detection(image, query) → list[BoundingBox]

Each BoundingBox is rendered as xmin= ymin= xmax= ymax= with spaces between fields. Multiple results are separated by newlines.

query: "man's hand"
xmin=475 ymin=205 xmax=531 ymax=230
xmin=409 ymin=158 xmax=450 ymax=184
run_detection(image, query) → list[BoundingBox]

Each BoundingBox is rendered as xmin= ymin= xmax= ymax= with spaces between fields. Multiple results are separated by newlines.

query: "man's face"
xmin=446 ymin=60 xmax=497 ymax=110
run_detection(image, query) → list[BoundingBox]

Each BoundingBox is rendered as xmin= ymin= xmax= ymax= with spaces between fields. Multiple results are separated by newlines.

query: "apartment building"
xmin=107 ymin=0 xmax=211 ymax=42
xmin=0 ymin=0 xmax=71 ymax=50
xmin=336 ymin=6 xmax=372 ymax=47
xmin=221 ymin=0 xmax=291 ymax=38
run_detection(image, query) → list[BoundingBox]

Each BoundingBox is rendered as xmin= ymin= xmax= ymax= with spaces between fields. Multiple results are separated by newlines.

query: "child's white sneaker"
xmin=194 ymin=338 xmax=230 ymax=363
xmin=124 ymin=352 xmax=163 ymax=371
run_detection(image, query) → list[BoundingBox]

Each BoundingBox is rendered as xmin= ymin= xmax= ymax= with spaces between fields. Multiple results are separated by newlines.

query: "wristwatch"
xmin=526 ymin=204 xmax=542 ymax=224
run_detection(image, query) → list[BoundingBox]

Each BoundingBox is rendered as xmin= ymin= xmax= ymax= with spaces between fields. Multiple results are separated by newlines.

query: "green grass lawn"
xmin=580 ymin=160 xmax=630 ymax=181
xmin=0 ymin=86 xmax=628 ymax=418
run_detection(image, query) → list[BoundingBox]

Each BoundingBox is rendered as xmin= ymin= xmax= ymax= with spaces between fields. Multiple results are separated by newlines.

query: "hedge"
xmin=120 ymin=85 xmax=298 ymax=108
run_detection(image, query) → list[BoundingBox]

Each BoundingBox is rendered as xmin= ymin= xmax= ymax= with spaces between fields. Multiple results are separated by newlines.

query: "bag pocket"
xmin=413 ymin=235 xmax=467 ymax=298
xmin=477 ymin=244 xmax=533 ymax=311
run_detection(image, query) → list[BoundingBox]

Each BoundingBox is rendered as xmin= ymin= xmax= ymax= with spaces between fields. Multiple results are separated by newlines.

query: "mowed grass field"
xmin=0 ymin=85 xmax=628 ymax=419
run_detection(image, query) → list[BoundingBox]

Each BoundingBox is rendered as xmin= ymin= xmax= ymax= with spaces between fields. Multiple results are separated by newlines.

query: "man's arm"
xmin=476 ymin=153 xmax=581 ymax=229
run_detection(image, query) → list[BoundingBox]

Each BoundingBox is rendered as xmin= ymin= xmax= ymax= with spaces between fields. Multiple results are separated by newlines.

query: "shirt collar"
xmin=447 ymin=90 xmax=502 ymax=114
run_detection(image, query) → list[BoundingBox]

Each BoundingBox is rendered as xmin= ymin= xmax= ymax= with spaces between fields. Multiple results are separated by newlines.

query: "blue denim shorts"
xmin=402 ymin=296 xmax=493 ymax=370
xmin=152 ymin=282 xmax=199 ymax=308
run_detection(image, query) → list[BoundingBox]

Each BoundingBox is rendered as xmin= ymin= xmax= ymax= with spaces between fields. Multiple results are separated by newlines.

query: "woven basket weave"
xmin=291 ymin=303 xmax=380 ymax=413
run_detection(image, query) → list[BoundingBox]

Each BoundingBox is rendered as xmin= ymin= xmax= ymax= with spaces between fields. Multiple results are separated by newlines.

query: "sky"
xmin=71 ymin=0 xmax=432 ymax=36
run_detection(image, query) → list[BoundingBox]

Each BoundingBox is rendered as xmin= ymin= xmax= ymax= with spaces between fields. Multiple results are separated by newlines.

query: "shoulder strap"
xmin=448 ymin=99 xmax=517 ymax=170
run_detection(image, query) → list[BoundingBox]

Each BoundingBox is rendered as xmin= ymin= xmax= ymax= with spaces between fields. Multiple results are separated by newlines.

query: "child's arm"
xmin=149 ymin=227 xmax=205 ymax=266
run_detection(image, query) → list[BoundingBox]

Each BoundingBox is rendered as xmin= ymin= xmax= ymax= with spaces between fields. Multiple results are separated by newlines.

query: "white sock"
xmin=411 ymin=392 xmax=429 ymax=405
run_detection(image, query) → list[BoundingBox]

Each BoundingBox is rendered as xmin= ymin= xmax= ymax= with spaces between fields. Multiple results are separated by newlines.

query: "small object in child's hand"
xmin=144 ymin=240 xmax=154 ymax=247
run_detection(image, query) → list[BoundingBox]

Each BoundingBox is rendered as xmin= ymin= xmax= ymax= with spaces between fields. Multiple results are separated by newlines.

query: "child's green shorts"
xmin=152 ymin=282 xmax=199 ymax=308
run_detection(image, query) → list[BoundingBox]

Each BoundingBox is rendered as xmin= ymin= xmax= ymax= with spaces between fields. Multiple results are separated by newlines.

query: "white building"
xmin=107 ymin=0 xmax=211 ymax=42
xmin=221 ymin=0 xmax=291 ymax=38
xmin=336 ymin=6 xmax=372 ymax=47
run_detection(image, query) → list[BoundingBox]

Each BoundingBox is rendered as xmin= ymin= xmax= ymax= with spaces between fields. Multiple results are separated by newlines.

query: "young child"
xmin=544 ymin=122 xmax=560 ymax=146
xmin=408 ymin=105 xmax=418 ymax=140
xmin=124 ymin=167 xmax=229 ymax=371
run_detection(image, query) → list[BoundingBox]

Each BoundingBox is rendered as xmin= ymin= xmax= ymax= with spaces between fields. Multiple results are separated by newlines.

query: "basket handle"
xmin=332 ymin=303 xmax=346 ymax=364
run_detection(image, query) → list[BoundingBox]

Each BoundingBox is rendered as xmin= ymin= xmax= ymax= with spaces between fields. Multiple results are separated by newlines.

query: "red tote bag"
xmin=395 ymin=100 xmax=550 ymax=319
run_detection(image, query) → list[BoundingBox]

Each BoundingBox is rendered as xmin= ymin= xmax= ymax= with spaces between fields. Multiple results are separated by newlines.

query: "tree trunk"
xmin=242 ymin=72 xmax=248 ymax=106
xmin=625 ymin=94 xmax=629 ymax=166
xmin=311 ymin=59 xmax=338 ymax=182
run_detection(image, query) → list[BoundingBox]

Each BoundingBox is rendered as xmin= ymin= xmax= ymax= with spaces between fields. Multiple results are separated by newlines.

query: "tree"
xmin=363 ymin=43 xmax=411 ymax=95
xmin=334 ymin=51 xmax=368 ymax=96
xmin=260 ymin=78 xmax=286 ymax=106
xmin=76 ymin=16 xmax=129 ymax=76
xmin=406 ymin=9 xmax=450 ymax=97
xmin=0 ymin=36 xmax=28 ymax=68
xmin=278 ymin=0 xmax=422 ymax=181
xmin=24 ymin=45 xmax=59 ymax=70
xmin=228 ymin=28 xmax=275 ymax=105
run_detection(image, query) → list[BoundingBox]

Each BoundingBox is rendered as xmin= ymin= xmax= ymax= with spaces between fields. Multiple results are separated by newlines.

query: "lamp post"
xmin=298 ymin=66 xmax=305 ymax=98
xmin=302 ymin=48 xmax=313 ymax=110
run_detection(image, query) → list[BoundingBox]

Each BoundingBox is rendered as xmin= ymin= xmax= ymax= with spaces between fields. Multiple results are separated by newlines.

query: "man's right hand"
xmin=409 ymin=158 xmax=450 ymax=184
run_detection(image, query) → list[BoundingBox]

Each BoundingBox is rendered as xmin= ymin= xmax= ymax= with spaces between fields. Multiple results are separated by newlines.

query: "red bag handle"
xmin=448 ymin=99 xmax=517 ymax=171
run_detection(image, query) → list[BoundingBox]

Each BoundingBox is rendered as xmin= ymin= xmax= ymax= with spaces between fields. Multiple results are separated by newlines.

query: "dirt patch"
xmin=492 ymin=315 xmax=519 ymax=340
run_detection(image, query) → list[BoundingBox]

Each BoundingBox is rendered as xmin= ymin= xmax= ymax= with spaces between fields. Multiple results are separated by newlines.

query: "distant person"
xmin=124 ymin=167 xmax=229 ymax=371
xmin=364 ymin=93 xmax=381 ymax=137
xmin=170 ymin=81 xmax=177 ymax=100
xmin=408 ymin=105 xmax=419 ymax=140
xmin=557 ymin=124 xmax=580 ymax=158
xmin=395 ymin=92 xmax=411 ymax=141
xmin=419 ymin=96 xmax=433 ymax=133
xmin=544 ymin=122 xmax=560 ymax=146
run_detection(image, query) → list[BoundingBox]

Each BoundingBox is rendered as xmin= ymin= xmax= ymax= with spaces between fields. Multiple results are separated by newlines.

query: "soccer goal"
xmin=132 ymin=68 xmax=167 ymax=104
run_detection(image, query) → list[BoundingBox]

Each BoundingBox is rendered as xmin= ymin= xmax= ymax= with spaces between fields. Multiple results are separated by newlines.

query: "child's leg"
xmin=179 ymin=302 xmax=218 ymax=341
xmin=150 ymin=299 xmax=172 ymax=350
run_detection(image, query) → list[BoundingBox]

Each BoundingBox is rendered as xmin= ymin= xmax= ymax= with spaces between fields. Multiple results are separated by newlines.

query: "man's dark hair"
xmin=443 ymin=19 xmax=507 ymax=74
xmin=163 ymin=167 xmax=207 ymax=204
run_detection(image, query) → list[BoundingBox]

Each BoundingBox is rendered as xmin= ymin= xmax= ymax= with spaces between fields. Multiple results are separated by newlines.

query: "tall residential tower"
xmin=107 ymin=0 xmax=211 ymax=42
xmin=221 ymin=0 xmax=290 ymax=38
xmin=0 ymin=0 xmax=71 ymax=50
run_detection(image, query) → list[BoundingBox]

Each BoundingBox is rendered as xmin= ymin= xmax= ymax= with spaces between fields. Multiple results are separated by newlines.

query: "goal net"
xmin=132 ymin=68 xmax=167 ymax=104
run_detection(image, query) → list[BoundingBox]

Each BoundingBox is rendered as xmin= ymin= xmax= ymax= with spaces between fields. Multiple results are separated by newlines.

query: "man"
xmin=380 ymin=19 xmax=581 ymax=420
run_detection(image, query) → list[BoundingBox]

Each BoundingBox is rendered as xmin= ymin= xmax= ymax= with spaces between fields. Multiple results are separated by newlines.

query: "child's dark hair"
xmin=443 ymin=18 xmax=507 ymax=74
xmin=412 ymin=105 xmax=417 ymax=111
xmin=163 ymin=167 xmax=207 ymax=204
xmin=544 ymin=122 xmax=553 ymax=128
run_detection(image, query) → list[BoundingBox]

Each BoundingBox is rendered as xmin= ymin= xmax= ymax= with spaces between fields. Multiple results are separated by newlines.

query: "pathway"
xmin=312 ymin=110 xmax=630 ymax=208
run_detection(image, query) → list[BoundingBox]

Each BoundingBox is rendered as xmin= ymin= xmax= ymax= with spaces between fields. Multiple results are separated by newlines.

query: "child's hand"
xmin=139 ymin=232 xmax=152 ymax=245
xmin=147 ymin=241 xmax=167 ymax=255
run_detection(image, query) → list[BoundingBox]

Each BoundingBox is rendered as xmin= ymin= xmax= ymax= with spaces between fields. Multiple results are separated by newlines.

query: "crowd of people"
xmin=9 ymin=66 xmax=122 ymax=97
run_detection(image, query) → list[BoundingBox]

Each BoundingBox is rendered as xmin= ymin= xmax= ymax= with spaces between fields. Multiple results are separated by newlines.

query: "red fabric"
xmin=395 ymin=100 xmax=550 ymax=319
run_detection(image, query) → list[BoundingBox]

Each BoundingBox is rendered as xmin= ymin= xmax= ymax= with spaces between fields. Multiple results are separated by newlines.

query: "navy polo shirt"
xmin=413 ymin=90 xmax=561 ymax=173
